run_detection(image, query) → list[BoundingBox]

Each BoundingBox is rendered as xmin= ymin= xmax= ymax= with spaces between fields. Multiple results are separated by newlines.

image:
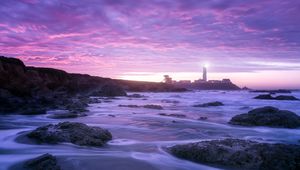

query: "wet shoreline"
xmin=1 ymin=91 xmax=300 ymax=170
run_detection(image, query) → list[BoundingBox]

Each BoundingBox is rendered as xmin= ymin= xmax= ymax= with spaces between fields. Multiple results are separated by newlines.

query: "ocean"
xmin=1 ymin=90 xmax=300 ymax=170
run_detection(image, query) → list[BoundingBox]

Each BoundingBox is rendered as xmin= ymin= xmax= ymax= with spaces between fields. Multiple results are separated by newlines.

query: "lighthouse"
xmin=203 ymin=65 xmax=207 ymax=81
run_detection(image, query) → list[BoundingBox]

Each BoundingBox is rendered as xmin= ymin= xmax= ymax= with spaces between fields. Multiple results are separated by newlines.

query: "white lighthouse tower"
xmin=203 ymin=65 xmax=207 ymax=81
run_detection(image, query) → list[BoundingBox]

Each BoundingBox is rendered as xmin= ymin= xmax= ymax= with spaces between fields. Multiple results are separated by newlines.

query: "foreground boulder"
xmin=27 ymin=122 xmax=112 ymax=146
xmin=168 ymin=139 xmax=300 ymax=170
xmin=229 ymin=106 xmax=300 ymax=128
xmin=24 ymin=153 xmax=60 ymax=170
xmin=193 ymin=101 xmax=224 ymax=107
xmin=254 ymin=94 xmax=299 ymax=100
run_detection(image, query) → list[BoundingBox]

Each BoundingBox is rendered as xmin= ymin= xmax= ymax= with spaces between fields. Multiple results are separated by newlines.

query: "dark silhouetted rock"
xmin=229 ymin=106 xmax=300 ymax=128
xmin=24 ymin=153 xmax=60 ymax=170
xmin=193 ymin=101 xmax=224 ymax=107
xmin=99 ymin=84 xmax=127 ymax=97
xmin=254 ymin=94 xmax=299 ymax=100
xmin=0 ymin=56 xmax=190 ymax=115
xmin=168 ymin=139 xmax=300 ymax=170
xmin=158 ymin=113 xmax=186 ymax=118
xmin=143 ymin=104 xmax=163 ymax=110
xmin=27 ymin=122 xmax=112 ymax=146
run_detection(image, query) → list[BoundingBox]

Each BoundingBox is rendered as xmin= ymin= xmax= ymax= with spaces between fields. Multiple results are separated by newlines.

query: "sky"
xmin=0 ymin=0 xmax=300 ymax=89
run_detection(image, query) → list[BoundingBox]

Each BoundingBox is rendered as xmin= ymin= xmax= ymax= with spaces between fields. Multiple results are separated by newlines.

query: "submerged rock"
xmin=254 ymin=94 xmax=299 ymax=100
xmin=47 ymin=110 xmax=87 ymax=119
xmin=193 ymin=101 xmax=224 ymax=107
xmin=20 ymin=108 xmax=47 ymax=115
xmin=229 ymin=106 xmax=300 ymax=128
xmin=27 ymin=122 xmax=112 ymax=146
xmin=198 ymin=116 xmax=208 ymax=120
xmin=161 ymin=99 xmax=180 ymax=104
xmin=24 ymin=153 xmax=60 ymax=170
xmin=274 ymin=95 xmax=299 ymax=100
xmin=250 ymin=89 xmax=291 ymax=94
xmin=143 ymin=105 xmax=163 ymax=110
xmin=158 ymin=113 xmax=186 ymax=118
xmin=118 ymin=104 xmax=139 ymax=108
xmin=254 ymin=94 xmax=273 ymax=100
xmin=118 ymin=104 xmax=163 ymax=110
xmin=168 ymin=139 xmax=300 ymax=170
xmin=127 ymin=94 xmax=146 ymax=98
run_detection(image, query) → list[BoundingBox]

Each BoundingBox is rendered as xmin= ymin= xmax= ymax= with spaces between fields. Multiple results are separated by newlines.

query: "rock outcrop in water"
xmin=229 ymin=106 xmax=300 ymax=128
xmin=193 ymin=101 xmax=224 ymax=107
xmin=143 ymin=105 xmax=163 ymax=110
xmin=168 ymin=139 xmax=300 ymax=170
xmin=254 ymin=94 xmax=299 ymax=100
xmin=27 ymin=122 xmax=112 ymax=146
xmin=127 ymin=94 xmax=146 ymax=98
xmin=118 ymin=104 xmax=163 ymax=110
xmin=250 ymin=89 xmax=291 ymax=94
xmin=158 ymin=113 xmax=186 ymax=118
xmin=23 ymin=153 xmax=60 ymax=170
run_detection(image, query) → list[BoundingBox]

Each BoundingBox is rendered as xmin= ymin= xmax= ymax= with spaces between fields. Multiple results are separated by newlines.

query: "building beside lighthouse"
xmin=194 ymin=65 xmax=208 ymax=83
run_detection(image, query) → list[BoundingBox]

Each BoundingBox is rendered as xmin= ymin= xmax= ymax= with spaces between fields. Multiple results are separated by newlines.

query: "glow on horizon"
xmin=118 ymin=70 xmax=300 ymax=89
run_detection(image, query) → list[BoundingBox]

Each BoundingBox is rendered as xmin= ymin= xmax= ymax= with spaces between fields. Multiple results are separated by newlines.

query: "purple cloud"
xmin=0 ymin=0 xmax=300 ymax=88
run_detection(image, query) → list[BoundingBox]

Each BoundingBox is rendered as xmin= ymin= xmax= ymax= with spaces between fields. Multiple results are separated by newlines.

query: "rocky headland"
xmin=0 ymin=56 xmax=186 ymax=115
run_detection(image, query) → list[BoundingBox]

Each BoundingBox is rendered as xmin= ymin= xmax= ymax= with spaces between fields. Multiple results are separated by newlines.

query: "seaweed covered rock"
xmin=168 ymin=139 xmax=300 ymax=170
xmin=229 ymin=106 xmax=300 ymax=128
xmin=27 ymin=122 xmax=112 ymax=146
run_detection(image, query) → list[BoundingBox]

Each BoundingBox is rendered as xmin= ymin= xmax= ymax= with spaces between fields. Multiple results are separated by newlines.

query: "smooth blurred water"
xmin=1 ymin=91 xmax=300 ymax=170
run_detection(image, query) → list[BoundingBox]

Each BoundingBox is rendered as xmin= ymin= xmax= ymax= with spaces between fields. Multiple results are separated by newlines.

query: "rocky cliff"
xmin=0 ymin=56 xmax=185 ymax=114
